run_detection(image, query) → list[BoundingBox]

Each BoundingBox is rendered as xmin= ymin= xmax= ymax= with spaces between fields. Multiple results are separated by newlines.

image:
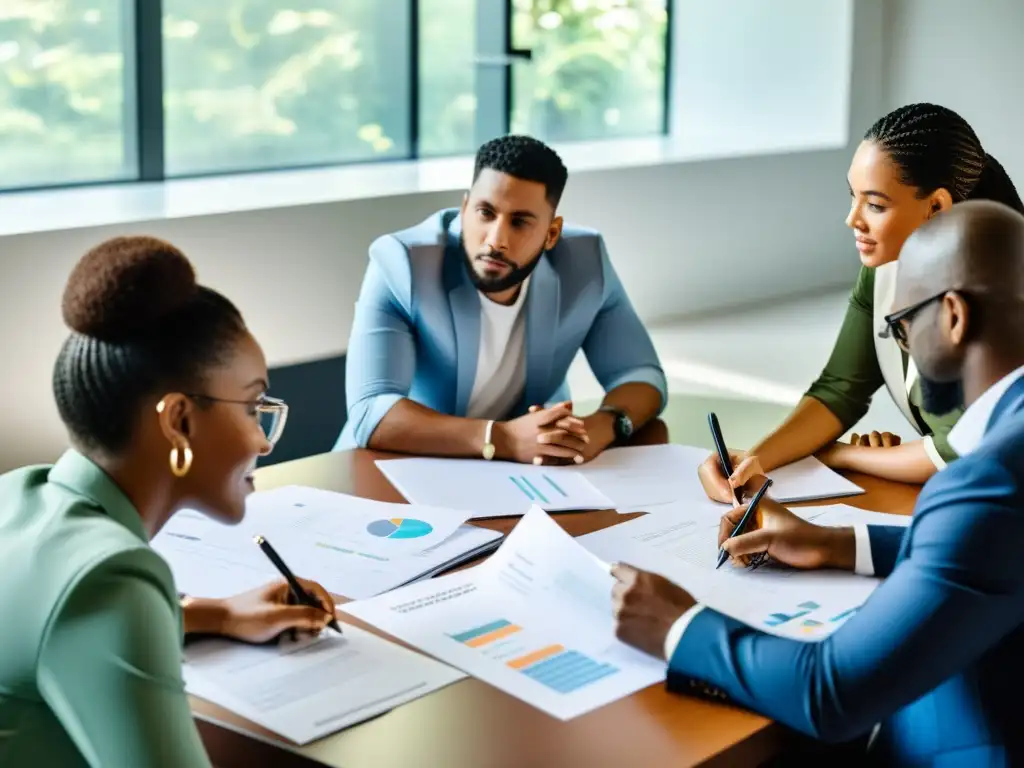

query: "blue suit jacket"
xmin=669 ymin=376 xmax=1024 ymax=766
xmin=337 ymin=209 xmax=667 ymax=449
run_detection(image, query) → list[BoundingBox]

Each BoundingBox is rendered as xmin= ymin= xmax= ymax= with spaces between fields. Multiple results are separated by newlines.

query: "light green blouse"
xmin=0 ymin=450 xmax=211 ymax=768
xmin=805 ymin=265 xmax=963 ymax=465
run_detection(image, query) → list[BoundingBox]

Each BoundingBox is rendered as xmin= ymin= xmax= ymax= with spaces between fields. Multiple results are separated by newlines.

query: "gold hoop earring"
xmin=170 ymin=445 xmax=193 ymax=478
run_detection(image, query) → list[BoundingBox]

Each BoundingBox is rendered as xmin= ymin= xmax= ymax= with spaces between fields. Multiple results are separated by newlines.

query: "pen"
xmin=716 ymin=477 xmax=773 ymax=570
xmin=708 ymin=412 xmax=740 ymax=504
xmin=254 ymin=535 xmax=342 ymax=635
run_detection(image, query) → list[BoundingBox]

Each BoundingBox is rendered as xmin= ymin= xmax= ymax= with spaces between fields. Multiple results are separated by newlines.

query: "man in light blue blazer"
xmin=612 ymin=200 xmax=1024 ymax=765
xmin=337 ymin=135 xmax=667 ymax=464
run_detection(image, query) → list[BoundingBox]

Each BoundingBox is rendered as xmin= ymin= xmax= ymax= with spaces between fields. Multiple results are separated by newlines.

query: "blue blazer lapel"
xmin=523 ymin=254 xmax=559 ymax=409
xmin=443 ymin=225 xmax=480 ymax=416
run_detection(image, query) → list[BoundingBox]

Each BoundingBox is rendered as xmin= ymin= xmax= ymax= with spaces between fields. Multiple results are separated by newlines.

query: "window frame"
xmin=2 ymin=0 xmax=672 ymax=194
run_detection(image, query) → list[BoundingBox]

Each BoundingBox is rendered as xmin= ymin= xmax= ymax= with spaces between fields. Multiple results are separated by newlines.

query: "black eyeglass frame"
xmin=879 ymin=289 xmax=955 ymax=350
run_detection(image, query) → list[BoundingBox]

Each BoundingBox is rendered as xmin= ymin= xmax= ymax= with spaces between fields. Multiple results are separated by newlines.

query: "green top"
xmin=0 ymin=450 xmax=211 ymax=768
xmin=805 ymin=265 xmax=963 ymax=465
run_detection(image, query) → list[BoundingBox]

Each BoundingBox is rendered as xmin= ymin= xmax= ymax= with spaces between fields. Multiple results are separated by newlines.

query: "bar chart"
xmin=508 ymin=474 xmax=569 ymax=504
xmin=763 ymin=600 xmax=862 ymax=636
xmin=450 ymin=619 xmax=620 ymax=694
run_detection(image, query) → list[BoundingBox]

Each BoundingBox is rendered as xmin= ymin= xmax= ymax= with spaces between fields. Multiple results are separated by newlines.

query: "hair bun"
xmin=61 ymin=236 xmax=198 ymax=342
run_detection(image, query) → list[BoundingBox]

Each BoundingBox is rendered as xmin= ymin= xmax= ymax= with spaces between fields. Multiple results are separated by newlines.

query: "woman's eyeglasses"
xmin=185 ymin=393 xmax=289 ymax=447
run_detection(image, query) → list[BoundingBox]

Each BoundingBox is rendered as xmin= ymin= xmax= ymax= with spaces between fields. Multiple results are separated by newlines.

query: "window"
xmin=510 ymin=0 xmax=669 ymax=142
xmin=0 ymin=0 xmax=671 ymax=191
xmin=162 ymin=2 xmax=411 ymax=176
xmin=0 ymin=0 xmax=134 ymax=190
xmin=418 ymin=0 xmax=477 ymax=157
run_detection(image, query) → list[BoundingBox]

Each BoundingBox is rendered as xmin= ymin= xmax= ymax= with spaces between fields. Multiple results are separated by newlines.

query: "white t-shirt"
xmin=465 ymin=279 xmax=530 ymax=420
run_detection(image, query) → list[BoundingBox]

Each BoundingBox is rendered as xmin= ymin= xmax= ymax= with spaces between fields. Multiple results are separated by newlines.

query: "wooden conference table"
xmin=191 ymin=421 xmax=920 ymax=768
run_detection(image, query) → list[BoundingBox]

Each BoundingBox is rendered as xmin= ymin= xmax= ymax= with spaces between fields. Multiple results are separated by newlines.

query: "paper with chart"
xmin=580 ymin=504 xmax=910 ymax=641
xmin=184 ymin=624 xmax=465 ymax=744
xmin=376 ymin=458 xmax=614 ymax=518
xmin=241 ymin=486 xmax=471 ymax=557
xmin=580 ymin=445 xmax=865 ymax=513
xmin=152 ymin=490 xmax=501 ymax=600
xmin=345 ymin=507 xmax=665 ymax=720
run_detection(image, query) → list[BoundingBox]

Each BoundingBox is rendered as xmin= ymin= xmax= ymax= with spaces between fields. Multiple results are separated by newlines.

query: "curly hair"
xmin=473 ymin=134 xmax=569 ymax=207
xmin=864 ymin=103 xmax=1024 ymax=213
xmin=53 ymin=236 xmax=246 ymax=455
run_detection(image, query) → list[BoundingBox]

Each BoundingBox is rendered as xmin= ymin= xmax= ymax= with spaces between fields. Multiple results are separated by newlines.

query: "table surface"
xmin=191 ymin=423 xmax=921 ymax=768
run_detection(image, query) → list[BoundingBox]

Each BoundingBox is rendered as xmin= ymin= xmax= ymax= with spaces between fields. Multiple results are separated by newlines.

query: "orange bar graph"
xmin=464 ymin=623 xmax=522 ymax=648
xmin=507 ymin=644 xmax=565 ymax=670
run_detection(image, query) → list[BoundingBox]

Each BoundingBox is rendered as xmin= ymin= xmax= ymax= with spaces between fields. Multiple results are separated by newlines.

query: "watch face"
xmin=619 ymin=415 xmax=634 ymax=437
xmin=482 ymin=443 xmax=496 ymax=460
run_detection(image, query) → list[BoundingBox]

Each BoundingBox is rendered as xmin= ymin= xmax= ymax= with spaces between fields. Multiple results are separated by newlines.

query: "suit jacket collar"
xmin=444 ymin=215 xmax=481 ymax=415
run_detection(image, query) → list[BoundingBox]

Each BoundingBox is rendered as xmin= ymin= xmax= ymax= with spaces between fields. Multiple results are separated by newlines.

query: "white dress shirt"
xmin=664 ymin=365 xmax=1024 ymax=662
xmin=947 ymin=364 xmax=1024 ymax=457
xmin=465 ymin=278 xmax=530 ymax=421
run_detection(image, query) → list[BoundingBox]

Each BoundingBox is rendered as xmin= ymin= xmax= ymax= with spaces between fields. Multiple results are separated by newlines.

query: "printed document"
xmin=376 ymin=458 xmax=614 ymax=518
xmin=580 ymin=504 xmax=910 ymax=641
xmin=184 ymin=624 xmax=464 ymax=744
xmin=376 ymin=446 xmax=861 ymax=518
xmin=586 ymin=445 xmax=864 ymax=512
xmin=345 ymin=507 xmax=665 ymax=720
xmin=152 ymin=488 xmax=499 ymax=600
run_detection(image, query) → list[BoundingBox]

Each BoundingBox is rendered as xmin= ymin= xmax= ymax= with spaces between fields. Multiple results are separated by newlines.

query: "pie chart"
xmin=366 ymin=517 xmax=434 ymax=539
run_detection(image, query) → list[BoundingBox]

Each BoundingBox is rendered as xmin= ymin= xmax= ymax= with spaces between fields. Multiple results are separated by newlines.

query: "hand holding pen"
xmin=716 ymin=478 xmax=773 ymax=569
xmin=254 ymin=535 xmax=343 ymax=635
xmin=701 ymin=413 xmax=768 ymax=505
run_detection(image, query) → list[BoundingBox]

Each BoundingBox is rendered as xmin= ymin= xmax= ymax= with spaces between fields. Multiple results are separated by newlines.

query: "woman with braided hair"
xmin=700 ymin=103 xmax=1024 ymax=502
xmin=0 ymin=236 xmax=338 ymax=766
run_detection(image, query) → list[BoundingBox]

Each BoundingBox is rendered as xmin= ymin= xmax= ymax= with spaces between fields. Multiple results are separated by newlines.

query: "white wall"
xmin=0 ymin=1 xmax=881 ymax=471
xmin=883 ymin=0 xmax=1024 ymax=182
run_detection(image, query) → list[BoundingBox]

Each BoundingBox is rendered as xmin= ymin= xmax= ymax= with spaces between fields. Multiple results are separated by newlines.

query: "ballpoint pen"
xmin=716 ymin=477 xmax=773 ymax=570
xmin=254 ymin=535 xmax=342 ymax=634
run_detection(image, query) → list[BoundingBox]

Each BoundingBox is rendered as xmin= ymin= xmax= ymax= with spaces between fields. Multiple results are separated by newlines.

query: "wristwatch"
xmin=482 ymin=420 xmax=496 ymax=460
xmin=599 ymin=406 xmax=634 ymax=444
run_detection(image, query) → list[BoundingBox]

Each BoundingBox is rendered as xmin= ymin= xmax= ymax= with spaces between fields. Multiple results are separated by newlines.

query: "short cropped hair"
xmin=473 ymin=135 xmax=569 ymax=207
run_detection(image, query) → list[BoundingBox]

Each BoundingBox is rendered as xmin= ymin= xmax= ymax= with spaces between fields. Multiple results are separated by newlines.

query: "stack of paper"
xmin=345 ymin=507 xmax=666 ymax=720
xmin=581 ymin=445 xmax=864 ymax=512
xmin=152 ymin=486 xmax=503 ymax=600
xmin=579 ymin=504 xmax=910 ymax=642
xmin=376 ymin=458 xmax=614 ymax=518
xmin=375 ymin=445 xmax=864 ymax=518
xmin=184 ymin=624 xmax=465 ymax=744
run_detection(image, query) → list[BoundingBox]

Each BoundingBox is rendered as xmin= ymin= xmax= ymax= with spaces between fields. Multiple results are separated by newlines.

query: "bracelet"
xmin=482 ymin=420 xmax=496 ymax=460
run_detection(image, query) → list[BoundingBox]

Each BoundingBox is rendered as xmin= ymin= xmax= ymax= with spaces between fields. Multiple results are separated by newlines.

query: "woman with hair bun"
xmin=700 ymin=103 xmax=1024 ymax=503
xmin=0 ymin=236 xmax=337 ymax=766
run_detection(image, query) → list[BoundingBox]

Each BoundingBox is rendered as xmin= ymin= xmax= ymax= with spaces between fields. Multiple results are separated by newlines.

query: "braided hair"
xmin=53 ymin=236 xmax=246 ymax=455
xmin=473 ymin=135 xmax=569 ymax=207
xmin=864 ymin=103 xmax=1024 ymax=214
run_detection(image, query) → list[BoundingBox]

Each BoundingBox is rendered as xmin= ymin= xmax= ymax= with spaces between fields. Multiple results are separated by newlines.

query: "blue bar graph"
xmin=520 ymin=476 xmax=550 ymax=504
xmin=520 ymin=650 xmax=619 ymax=693
xmin=544 ymin=475 xmax=568 ymax=497
xmin=509 ymin=476 xmax=535 ymax=501
xmin=450 ymin=619 xmax=513 ymax=644
xmin=830 ymin=607 xmax=858 ymax=623
xmin=509 ymin=475 xmax=551 ymax=504
xmin=765 ymin=601 xmax=821 ymax=627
